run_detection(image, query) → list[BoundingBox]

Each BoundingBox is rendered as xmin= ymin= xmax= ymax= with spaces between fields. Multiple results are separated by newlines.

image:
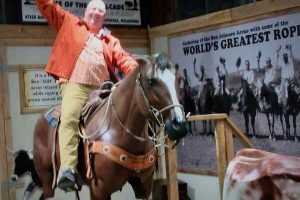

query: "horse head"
xmin=134 ymin=53 xmax=187 ymax=141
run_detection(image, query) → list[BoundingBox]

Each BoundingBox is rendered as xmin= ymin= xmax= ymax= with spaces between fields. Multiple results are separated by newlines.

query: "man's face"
xmin=245 ymin=61 xmax=250 ymax=70
xmin=84 ymin=0 xmax=106 ymax=33
xmin=183 ymin=69 xmax=187 ymax=76
xmin=283 ymin=53 xmax=288 ymax=64
xmin=266 ymin=58 xmax=271 ymax=66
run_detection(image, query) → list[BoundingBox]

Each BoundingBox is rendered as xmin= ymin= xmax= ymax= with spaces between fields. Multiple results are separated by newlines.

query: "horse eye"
xmin=147 ymin=78 xmax=157 ymax=86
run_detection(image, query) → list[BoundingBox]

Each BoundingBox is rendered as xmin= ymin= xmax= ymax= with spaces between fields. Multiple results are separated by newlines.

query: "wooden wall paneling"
xmin=149 ymin=0 xmax=300 ymax=38
xmin=0 ymin=45 xmax=9 ymax=200
xmin=3 ymin=65 xmax=16 ymax=200
xmin=165 ymin=139 xmax=179 ymax=200
xmin=0 ymin=25 xmax=150 ymax=49
xmin=0 ymin=47 xmax=16 ymax=200
xmin=0 ymin=0 xmax=5 ymax=23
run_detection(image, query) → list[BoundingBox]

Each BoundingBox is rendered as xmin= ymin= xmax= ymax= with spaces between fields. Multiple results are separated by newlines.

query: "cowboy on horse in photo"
xmin=32 ymin=0 xmax=187 ymax=199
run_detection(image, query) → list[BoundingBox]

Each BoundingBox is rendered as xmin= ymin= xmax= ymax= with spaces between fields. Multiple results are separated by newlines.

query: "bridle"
xmin=132 ymin=67 xmax=185 ymax=146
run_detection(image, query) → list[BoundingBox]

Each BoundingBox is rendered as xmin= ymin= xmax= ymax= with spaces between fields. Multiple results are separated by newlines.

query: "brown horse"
xmin=33 ymin=54 xmax=187 ymax=200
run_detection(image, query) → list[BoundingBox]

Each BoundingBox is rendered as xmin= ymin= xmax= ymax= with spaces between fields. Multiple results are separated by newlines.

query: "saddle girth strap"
xmin=91 ymin=141 xmax=157 ymax=173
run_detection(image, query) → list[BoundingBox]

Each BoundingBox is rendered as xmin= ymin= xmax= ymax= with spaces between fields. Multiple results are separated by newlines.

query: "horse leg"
xmin=39 ymin=196 xmax=55 ymax=200
xmin=279 ymin=114 xmax=285 ymax=139
xmin=243 ymin=112 xmax=249 ymax=135
xmin=266 ymin=113 xmax=272 ymax=139
xmin=193 ymin=121 xmax=196 ymax=132
xmin=285 ymin=114 xmax=290 ymax=139
xmin=202 ymin=121 xmax=206 ymax=135
xmin=293 ymin=114 xmax=298 ymax=142
xmin=34 ymin=159 xmax=54 ymax=199
xmin=89 ymin=178 xmax=111 ymax=200
xmin=272 ymin=114 xmax=275 ymax=140
xmin=141 ymin=176 xmax=154 ymax=200
xmin=39 ymin=172 xmax=54 ymax=199
xmin=250 ymin=112 xmax=256 ymax=138
xmin=209 ymin=120 xmax=212 ymax=134
xmin=188 ymin=122 xmax=192 ymax=135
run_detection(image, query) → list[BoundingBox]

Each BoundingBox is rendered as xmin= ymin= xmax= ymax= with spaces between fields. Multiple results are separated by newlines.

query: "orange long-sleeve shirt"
xmin=35 ymin=0 xmax=138 ymax=80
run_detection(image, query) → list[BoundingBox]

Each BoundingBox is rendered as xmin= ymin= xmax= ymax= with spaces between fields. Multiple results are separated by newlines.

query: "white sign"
xmin=22 ymin=0 xmax=141 ymax=25
xmin=23 ymin=69 xmax=61 ymax=108
xmin=170 ymin=12 xmax=300 ymax=90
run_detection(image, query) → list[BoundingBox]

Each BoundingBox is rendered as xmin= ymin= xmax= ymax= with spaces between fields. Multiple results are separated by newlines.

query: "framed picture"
xmin=170 ymin=12 xmax=300 ymax=175
xmin=18 ymin=65 xmax=61 ymax=113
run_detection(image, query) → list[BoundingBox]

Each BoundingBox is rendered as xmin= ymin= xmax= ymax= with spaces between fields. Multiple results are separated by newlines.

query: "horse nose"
xmin=11 ymin=174 xmax=18 ymax=181
xmin=165 ymin=118 xmax=187 ymax=141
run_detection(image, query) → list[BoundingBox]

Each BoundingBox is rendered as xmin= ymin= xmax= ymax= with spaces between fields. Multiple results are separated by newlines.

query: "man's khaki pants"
xmin=59 ymin=82 xmax=95 ymax=172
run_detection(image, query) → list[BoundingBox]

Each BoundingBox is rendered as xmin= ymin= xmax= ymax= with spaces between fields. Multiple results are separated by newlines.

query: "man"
xmin=263 ymin=57 xmax=276 ymax=87
xmin=183 ymin=68 xmax=191 ymax=90
xmin=35 ymin=0 xmax=138 ymax=192
xmin=236 ymin=60 xmax=258 ymax=110
xmin=276 ymin=44 xmax=295 ymax=99
xmin=193 ymin=58 xmax=207 ymax=98
xmin=215 ymin=61 xmax=229 ymax=96
xmin=240 ymin=60 xmax=255 ymax=87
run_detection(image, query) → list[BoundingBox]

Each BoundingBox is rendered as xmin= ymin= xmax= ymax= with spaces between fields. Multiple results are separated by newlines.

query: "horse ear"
xmin=134 ymin=56 xmax=148 ymax=68
xmin=154 ymin=52 xmax=169 ymax=71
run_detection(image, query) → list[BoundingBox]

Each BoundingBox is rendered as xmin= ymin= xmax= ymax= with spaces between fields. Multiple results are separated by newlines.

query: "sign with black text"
xmin=19 ymin=67 xmax=61 ymax=113
xmin=22 ymin=0 xmax=141 ymax=25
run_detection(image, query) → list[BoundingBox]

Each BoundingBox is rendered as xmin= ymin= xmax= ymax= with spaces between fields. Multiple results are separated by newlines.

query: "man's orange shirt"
xmin=35 ymin=0 xmax=138 ymax=80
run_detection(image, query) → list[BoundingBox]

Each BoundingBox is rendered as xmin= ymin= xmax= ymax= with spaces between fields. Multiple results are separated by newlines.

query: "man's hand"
xmin=200 ymin=65 xmax=204 ymax=73
xmin=236 ymin=57 xmax=241 ymax=69
xmin=215 ymin=66 xmax=220 ymax=74
xmin=276 ymin=45 xmax=281 ymax=58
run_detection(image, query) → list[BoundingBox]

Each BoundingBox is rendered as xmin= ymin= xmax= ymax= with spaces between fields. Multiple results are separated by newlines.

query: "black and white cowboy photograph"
xmin=170 ymin=12 xmax=300 ymax=174
xmin=1 ymin=1 xmax=300 ymax=200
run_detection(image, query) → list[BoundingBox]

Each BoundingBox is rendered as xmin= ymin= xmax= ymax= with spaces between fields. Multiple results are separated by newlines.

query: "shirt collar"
xmin=78 ymin=19 xmax=111 ymax=38
xmin=97 ymin=27 xmax=111 ymax=39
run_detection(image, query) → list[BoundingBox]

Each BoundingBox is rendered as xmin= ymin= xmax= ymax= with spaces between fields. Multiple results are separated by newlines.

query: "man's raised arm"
xmin=35 ymin=0 xmax=66 ymax=30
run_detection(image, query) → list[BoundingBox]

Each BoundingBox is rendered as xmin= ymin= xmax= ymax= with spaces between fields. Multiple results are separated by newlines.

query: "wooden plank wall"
xmin=0 ymin=46 xmax=16 ymax=200
xmin=0 ymin=46 xmax=9 ymax=200
xmin=149 ymin=0 xmax=300 ymax=38
xmin=0 ymin=25 xmax=150 ymax=48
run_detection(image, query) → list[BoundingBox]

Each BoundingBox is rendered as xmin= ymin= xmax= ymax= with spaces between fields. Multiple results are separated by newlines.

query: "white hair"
xmin=87 ymin=0 xmax=106 ymax=13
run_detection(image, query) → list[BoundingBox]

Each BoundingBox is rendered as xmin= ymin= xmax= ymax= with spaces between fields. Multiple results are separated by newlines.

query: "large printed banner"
xmin=170 ymin=13 xmax=300 ymax=173
xmin=22 ymin=0 xmax=141 ymax=25
xmin=170 ymin=12 xmax=300 ymax=89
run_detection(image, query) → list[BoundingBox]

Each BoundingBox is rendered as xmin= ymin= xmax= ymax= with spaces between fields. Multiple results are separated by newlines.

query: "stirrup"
xmin=57 ymin=169 xmax=78 ymax=192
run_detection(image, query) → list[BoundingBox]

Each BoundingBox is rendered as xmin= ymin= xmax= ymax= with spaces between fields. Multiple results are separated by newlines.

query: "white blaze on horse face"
xmin=158 ymin=68 xmax=184 ymax=121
